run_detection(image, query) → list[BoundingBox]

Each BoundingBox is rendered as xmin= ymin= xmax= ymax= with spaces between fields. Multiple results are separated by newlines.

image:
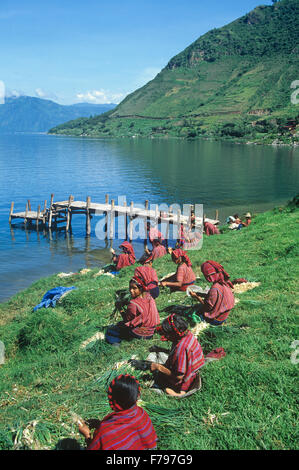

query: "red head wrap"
xmin=119 ymin=242 xmax=136 ymax=263
xmin=172 ymin=249 xmax=192 ymax=267
xmin=201 ymin=260 xmax=233 ymax=288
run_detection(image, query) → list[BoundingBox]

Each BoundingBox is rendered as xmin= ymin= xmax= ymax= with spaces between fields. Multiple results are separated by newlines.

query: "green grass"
xmin=0 ymin=199 xmax=298 ymax=450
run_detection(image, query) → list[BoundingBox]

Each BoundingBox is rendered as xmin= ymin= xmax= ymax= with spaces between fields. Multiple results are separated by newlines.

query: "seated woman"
xmin=147 ymin=222 xmax=164 ymax=243
xmin=149 ymin=314 xmax=205 ymax=397
xmin=204 ymin=221 xmax=220 ymax=236
xmin=190 ymin=260 xmax=235 ymax=325
xmin=160 ymin=249 xmax=196 ymax=292
xmin=112 ymin=241 xmax=136 ymax=270
xmin=134 ymin=256 xmax=160 ymax=299
xmin=176 ymin=223 xmax=202 ymax=250
xmin=146 ymin=238 xmax=167 ymax=260
xmin=241 ymin=212 xmax=252 ymax=227
xmin=79 ymin=374 xmax=157 ymax=450
xmin=105 ymin=276 xmax=160 ymax=345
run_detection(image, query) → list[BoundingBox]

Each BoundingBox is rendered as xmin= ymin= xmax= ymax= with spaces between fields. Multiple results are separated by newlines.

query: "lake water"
xmin=0 ymin=133 xmax=298 ymax=302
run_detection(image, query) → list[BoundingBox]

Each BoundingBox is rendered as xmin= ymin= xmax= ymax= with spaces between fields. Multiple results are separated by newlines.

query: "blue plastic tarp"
xmin=33 ymin=286 xmax=77 ymax=311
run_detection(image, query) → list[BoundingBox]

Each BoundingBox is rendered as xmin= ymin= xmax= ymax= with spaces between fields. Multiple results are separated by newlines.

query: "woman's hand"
xmin=150 ymin=362 xmax=160 ymax=372
xmin=78 ymin=422 xmax=91 ymax=440
xmin=159 ymin=281 xmax=166 ymax=287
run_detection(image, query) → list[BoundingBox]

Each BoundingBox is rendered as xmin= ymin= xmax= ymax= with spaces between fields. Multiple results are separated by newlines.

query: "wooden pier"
xmin=9 ymin=194 xmax=219 ymax=239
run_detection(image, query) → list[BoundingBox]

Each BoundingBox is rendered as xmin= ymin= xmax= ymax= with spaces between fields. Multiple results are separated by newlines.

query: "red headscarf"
xmin=172 ymin=249 xmax=192 ymax=267
xmin=131 ymin=266 xmax=149 ymax=291
xmin=201 ymin=260 xmax=233 ymax=288
xmin=119 ymin=242 xmax=136 ymax=264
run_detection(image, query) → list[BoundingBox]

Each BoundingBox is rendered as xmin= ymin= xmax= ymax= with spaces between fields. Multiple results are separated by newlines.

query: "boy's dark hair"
xmin=55 ymin=438 xmax=81 ymax=450
xmin=108 ymin=375 xmax=140 ymax=411
xmin=161 ymin=314 xmax=188 ymax=337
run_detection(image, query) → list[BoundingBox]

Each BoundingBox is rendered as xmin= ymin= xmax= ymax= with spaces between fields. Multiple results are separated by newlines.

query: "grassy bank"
xmin=0 ymin=199 xmax=298 ymax=450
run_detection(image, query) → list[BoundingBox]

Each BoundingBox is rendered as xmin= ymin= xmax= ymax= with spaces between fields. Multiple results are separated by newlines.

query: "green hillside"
xmin=49 ymin=0 xmax=299 ymax=144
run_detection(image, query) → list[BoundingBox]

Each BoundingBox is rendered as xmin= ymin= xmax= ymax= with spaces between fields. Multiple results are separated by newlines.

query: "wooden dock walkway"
xmin=9 ymin=194 xmax=219 ymax=240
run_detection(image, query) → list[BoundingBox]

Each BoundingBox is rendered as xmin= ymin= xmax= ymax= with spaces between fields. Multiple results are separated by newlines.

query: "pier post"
xmin=9 ymin=202 xmax=14 ymax=223
xmin=176 ymin=208 xmax=181 ymax=242
xmin=27 ymin=199 xmax=31 ymax=211
xmin=24 ymin=203 xmax=28 ymax=226
xmin=144 ymin=200 xmax=149 ymax=250
xmin=129 ymin=201 xmax=134 ymax=242
xmin=66 ymin=195 xmax=74 ymax=232
xmin=123 ymin=200 xmax=128 ymax=240
xmin=104 ymin=194 xmax=109 ymax=240
xmin=49 ymin=194 xmax=54 ymax=229
xmin=86 ymin=196 xmax=91 ymax=236
xmin=109 ymin=199 xmax=115 ymax=239
xmin=42 ymin=200 xmax=47 ymax=224
xmin=36 ymin=204 xmax=41 ymax=230
xmin=215 ymin=209 xmax=219 ymax=222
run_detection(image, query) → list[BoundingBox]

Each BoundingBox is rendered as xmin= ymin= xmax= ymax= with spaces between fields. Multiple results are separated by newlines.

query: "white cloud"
xmin=35 ymin=88 xmax=58 ymax=101
xmin=35 ymin=88 xmax=46 ymax=98
xmin=75 ymin=89 xmax=126 ymax=104
xmin=5 ymin=89 xmax=23 ymax=98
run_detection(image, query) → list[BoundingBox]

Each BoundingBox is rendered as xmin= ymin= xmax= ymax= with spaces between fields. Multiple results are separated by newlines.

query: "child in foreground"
xmin=148 ymin=314 xmax=205 ymax=397
xmin=79 ymin=374 xmax=157 ymax=450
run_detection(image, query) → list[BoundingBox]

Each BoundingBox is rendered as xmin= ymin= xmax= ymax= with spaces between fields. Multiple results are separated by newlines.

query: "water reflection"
xmin=1 ymin=134 xmax=298 ymax=302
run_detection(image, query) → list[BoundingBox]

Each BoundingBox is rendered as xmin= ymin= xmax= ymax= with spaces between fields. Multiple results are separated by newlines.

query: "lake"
xmin=0 ymin=133 xmax=298 ymax=302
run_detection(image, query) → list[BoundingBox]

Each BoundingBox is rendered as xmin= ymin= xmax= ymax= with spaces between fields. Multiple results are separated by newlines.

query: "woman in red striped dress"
xmin=190 ymin=260 xmax=235 ymax=325
xmin=112 ymin=241 xmax=136 ymax=270
xmin=79 ymin=374 xmax=157 ymax=450
xmin=149 ymin=314 xmax=205 ymax=397
xmin=134 ymin=258 xmax=160 ymax=299
xmin=160 ymin=249 xmax=196 ymax=292
xmin=105 ymin=276 xmax=160 ymax=345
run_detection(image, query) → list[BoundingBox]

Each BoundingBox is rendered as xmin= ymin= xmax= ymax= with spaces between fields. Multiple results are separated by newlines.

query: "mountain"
xmin=0 ymin=96 xmax=116 ymax=133
xmin=49 ymin=0 xmax=299 ymax=144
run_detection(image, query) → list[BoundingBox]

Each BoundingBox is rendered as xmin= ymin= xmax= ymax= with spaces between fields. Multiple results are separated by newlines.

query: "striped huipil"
xmin=176 ymin=263 xmax=196 ymax=291
xmin=152 ymin=244 xmax=167 ymax=260
xmin=165 ymin=331 xmax=205 ymax=391
xmin=124 ymin=293 xmax=160 ymax=337
xmin=87 ymin=405 xmax=157 ymax=450
xmin=204 ymin=282 xmax=235 ymax=323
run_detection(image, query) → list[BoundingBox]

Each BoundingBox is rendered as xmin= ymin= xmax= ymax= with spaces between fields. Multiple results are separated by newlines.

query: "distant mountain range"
xmin=0 ymin=96 xmax=116 ymax=133
xmin=50 ymin=0 xmax=299 ymax=144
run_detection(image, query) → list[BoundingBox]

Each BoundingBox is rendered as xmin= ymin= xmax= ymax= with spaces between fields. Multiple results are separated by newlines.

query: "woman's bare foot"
xmin=165 ymin=387 xmax=186 ymax=397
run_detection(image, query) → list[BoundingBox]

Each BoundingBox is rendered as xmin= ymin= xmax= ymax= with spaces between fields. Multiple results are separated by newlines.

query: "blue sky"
xmin=0 ymin=0 xmax=273 ymax=105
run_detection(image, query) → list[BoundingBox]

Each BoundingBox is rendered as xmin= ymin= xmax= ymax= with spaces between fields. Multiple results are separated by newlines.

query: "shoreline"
xmin=2 ymin=198 xmax=291 ymax=306
xmin=48 ymin=131 xmax=299 ymax=148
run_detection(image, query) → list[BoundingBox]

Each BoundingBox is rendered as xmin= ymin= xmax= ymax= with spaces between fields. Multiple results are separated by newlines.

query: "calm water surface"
xmin=0 ymin=133 xmax=298 ymax=302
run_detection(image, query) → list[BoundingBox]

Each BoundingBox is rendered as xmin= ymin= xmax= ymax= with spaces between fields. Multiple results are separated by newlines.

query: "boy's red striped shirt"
xmin=87 ymin=405 xmax=157 ymax=450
